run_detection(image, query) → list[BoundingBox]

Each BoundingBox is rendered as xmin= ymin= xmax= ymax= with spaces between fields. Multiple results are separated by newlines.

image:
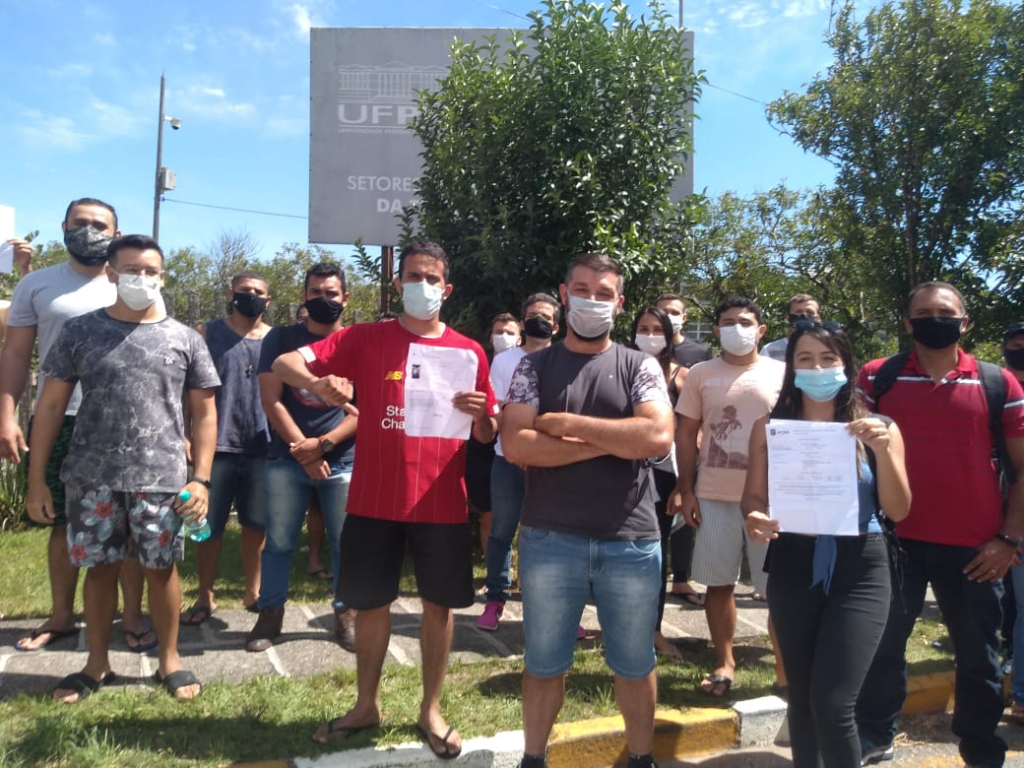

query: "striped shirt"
xmin=857 ymin=349 xmax=1024 ymax=547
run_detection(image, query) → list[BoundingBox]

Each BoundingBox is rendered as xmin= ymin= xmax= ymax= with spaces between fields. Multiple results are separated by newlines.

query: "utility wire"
xmin=162 ymin=197 xmax=308 ymax=220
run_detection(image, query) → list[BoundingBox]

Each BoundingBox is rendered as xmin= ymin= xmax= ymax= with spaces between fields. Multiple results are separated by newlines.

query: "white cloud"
xmin=182 ymin=41 xmax=197 ymax=52
xmin=47 ymin=62 xmax=94 ymax=79
xmin=723 ymin=2 xmax=771 ymax=29
xmin=783 ymin=0 xmax=826 ymax=18
xmin=16 ymin=111 xmax=91 ymax=152
xmin=93 ymin=32 xmax=115 ymax=46
xmin=90 ymin=99 xmax=147 ymax=138
xmin=175 ymin=83 xmax=256 ymax=121
xmin=289 ymin=4 xmax=314 ymax=36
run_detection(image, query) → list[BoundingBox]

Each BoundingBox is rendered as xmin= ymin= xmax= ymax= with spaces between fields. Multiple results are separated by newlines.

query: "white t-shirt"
xmin=8 ymin=261 xmax=116 ymax=414
xmin=675 ymin=356 xmax=784 ymax=502
xmin=490 ymin=346 xmax=527 ymax=457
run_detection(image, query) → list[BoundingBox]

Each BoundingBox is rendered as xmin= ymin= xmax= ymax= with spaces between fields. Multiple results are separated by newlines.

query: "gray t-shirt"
xmin=505 ymin=343 xmax=670 ymax=540
xmin=42 ymin=309 xmax=221 ymax=492
xmin=8 ymin=261 xmax=116 ymax=415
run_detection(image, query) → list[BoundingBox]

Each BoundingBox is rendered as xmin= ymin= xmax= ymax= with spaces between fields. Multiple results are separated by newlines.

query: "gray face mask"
xmin=64 ymin=225 xmax=112 ymax=266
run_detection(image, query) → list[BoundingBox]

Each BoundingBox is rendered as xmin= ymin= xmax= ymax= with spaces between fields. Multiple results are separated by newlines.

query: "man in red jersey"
xmin=273 ymin=240 xmax=498 ymax=759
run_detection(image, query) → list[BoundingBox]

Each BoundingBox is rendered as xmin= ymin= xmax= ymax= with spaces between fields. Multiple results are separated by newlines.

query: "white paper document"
xmin=765 ymin=419 xmax=860 ymax=536
xmin=403 ymin=343 xmax=479 ymax=439
xmin=0 ymin=205 xmax=14 ymax=273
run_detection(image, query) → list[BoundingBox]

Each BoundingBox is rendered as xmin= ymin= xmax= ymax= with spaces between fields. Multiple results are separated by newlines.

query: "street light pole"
xmin=153 ymin=73 xmax=166 ymax=241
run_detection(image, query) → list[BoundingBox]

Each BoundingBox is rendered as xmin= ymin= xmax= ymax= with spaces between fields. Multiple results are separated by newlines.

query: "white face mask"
xmin=114 ymin=272 xmax=162 ymax=311
xmin=491 ymin=332 xmax=519 ymax=354
xmin=402 ymin=280 xmax=444 ymax=320
xmin=567 ymin=295 xmax=617 ymax=339
xmin=634 ymin=334 xmax=667 ymax=356
xmin=668 ymin=315 xmax=684 ymax=336
xmin=718 ymin=324 xmax=759 ymax=356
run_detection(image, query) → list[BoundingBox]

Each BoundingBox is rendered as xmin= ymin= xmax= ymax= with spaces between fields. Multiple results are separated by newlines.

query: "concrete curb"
xmin=234 ymin=673 xmax=956 ymax=767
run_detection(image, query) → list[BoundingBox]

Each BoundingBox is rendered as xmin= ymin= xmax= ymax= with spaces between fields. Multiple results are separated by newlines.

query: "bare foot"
xmin=312 ymin=706 xmax=382 ymax=744
xmin=16 ymin=621 xmax=78 ymax=651
xmin=654 ymin=633 xmax=683 ymax=662
xmin=417 ymin=712 xmax=462 ymax=759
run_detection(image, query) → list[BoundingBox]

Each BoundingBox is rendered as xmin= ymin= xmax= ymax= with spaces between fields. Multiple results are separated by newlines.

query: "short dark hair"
xmin=787 ymin=293 xmax=817 ymax=312
xmin=655 ymin=293 xmax=685 ymax=307
xmin=565 ymin=252 xmax=624 ymax=293
xmin=107 ymin=234 xmax=163 ymax=264
xmin=713 ymin=297 xmax=763 ymax=325
xmin=375 ymin=310 xmax=400 ymax=322
xmin=65 ymin=197 xmax=118 ymax=230
xmin=303 ymin=262 xmax=346 ymax=294
xmin=491 ymin=312 xmax=518 ymax=331
xmin=521 ymin=292 xmax=562 ymax=325
xmin=398 ymin=240 xmax=449 ymax=282
xmin=906 ymin=281 xmax=967 ymax=316
xmin=231 ymin=270 xmax=268 ymax=289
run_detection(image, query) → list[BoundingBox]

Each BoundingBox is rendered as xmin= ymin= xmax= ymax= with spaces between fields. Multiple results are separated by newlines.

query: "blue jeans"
xmin=258 ymin=457 xmax=351 ymax=610
xmin=1011 ymin=562 xmax=1024 ymax=706
xmin=519 ymin=525 xmax=661 ymax=679
xmin=208 ymin=453 xmax=267 ymax=537
xmin=484 ymin=456 xmax=525 ymax=603
xmin=855 ymin=539 xmax=1006 ymax=766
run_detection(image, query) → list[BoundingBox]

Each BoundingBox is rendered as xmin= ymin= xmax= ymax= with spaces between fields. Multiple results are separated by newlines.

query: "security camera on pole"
xmin=153 ymin=73 xmax=181 ymax=241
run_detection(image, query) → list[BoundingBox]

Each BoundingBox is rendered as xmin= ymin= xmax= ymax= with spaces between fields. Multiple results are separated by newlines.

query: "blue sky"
xmin=0 ymin=0 xmax=845 ymax=264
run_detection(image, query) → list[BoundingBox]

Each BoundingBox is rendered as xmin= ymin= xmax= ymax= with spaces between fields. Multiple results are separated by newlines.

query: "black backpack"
xmin=870 ymin=351 xmax=1015 ymax=487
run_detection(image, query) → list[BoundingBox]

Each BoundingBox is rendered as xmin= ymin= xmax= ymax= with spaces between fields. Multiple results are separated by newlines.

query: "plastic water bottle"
xmin=178 ymin=490 xmax=211 ymax=542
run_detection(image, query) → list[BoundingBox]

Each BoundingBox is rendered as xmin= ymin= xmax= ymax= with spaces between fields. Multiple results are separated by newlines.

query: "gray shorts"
xmin=65 ymin=485 xmax=186 ymax=569
xmin=691 ymin=498 xmax=769 ymax=595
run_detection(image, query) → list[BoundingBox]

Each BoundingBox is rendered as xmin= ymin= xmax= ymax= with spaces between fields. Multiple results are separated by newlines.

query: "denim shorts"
xmin=519 ymin=525 xmax=661 ymax=679
xmin=207 ymin=452 xmax=268 ymax=536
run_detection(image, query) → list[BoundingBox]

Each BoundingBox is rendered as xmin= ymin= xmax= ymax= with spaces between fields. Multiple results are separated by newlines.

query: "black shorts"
xmin=464 ymin=450 xmax=494 ymax=513
xmin=25 ymin=415 xmax=75 ymax=527
xmin=337 ymin=514 xmax=474 ymax=610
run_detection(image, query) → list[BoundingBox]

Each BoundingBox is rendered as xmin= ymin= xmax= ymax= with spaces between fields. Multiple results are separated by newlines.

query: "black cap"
xmin=1005 ymin=321 xmax=1024 ymax=343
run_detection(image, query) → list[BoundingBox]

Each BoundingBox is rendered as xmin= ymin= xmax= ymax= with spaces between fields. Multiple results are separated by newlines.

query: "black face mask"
xmin=1004 ymin=347 xmax=1024 ymax=372
xmin=64 ymin=225 xmax=112 ymax=267
xmin=909 ymin=316 xmax=963 ymax=350
xmin=523 ymin=315 xmax=554 ymax=340
xmin=304 ymin=296 xmax=344 ymax=324
xmin=231 ymin=292 xmax=268 ymax=318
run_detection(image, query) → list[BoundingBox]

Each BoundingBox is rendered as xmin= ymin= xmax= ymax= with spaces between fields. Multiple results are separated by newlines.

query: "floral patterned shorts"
xmin=64 ymin=486 xmax=185 ymax=569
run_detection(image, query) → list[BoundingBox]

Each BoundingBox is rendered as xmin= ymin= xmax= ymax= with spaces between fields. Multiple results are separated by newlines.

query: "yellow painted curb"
xmin=547 ymin=708 xmax=736 ymax=768
xmin=230 ymin=761 xmax=291 ymax=768
xmin=902 ymin=671 xmax=955 ymax=716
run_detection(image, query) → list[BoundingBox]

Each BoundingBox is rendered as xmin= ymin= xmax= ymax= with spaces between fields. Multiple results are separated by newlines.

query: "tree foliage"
xmin=768 ymin=0 xmax=1024 ymax=337
xmin=410 ymin=0 xmax=703 ymax=335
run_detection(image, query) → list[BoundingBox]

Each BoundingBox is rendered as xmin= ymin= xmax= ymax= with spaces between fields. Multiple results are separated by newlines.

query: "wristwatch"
xmin=319 ymin=436 xmax=336 ymax=454
xmin=191 ymin=476 xmax=212 ymax=489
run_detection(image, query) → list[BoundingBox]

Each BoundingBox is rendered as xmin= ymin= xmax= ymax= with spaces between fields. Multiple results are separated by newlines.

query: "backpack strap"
xmin=869 ymin=351 xmax=912 ymax=407
xmin=977 ymin=360 xmax=1014 ymax=485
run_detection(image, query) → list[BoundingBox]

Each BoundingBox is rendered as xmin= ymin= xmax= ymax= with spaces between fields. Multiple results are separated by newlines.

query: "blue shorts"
xmin=207 ymin=452 xmax=267 ymax=536
xmin=519 ymin=525 xmax=661 ymax=679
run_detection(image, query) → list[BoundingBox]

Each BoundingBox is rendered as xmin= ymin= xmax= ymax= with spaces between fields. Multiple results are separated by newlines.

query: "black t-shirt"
xmin=672 ymin=338 xmax=713 ymax=368
xmin=505 ymin=343 xmax=670 ymax=540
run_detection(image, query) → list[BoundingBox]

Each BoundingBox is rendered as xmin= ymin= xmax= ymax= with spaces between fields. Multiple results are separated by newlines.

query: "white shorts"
xmin=691 ymin=498 xmax=769 ymax=595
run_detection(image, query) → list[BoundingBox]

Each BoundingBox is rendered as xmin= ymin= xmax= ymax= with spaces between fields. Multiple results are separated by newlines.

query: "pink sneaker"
xmin=576 ymin=624 xmax=587 ymax=640
xmin=476 ymin=601 xmax=504 ymax=631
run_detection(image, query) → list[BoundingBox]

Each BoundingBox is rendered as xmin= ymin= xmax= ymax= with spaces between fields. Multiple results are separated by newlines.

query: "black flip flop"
xmin=124 ymin=628 xmax=158 ymax=652
xmin=53 ymin=671 xmax=116 ymax=703
xmin=312 ymin=717 xmax=376 ymax=744
xmin=416 ymin=724 xmax=462 ymax=760
xmin=699 ymin=673 xmax=733 ymax=697
xmin=153 ymin=669 xmax=203 ymax=699
xmin=15 ymin=626 xmax=78 ymax=651
xmin=180 ymin=604 xmax=215 ymax=626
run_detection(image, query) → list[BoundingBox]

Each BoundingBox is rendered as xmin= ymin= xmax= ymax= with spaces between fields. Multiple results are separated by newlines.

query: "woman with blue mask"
xmin=629 ymin=306 xmax=696 ymax=662
xmin=740 ymin=323 xmax=911 ymax=768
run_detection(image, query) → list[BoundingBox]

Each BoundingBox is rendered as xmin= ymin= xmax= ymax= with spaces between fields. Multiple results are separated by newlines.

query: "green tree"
xmin=410 ymin=0 xmax=703 ymax=336
xmin=768 ymin=0 xmax=1024 ymax=339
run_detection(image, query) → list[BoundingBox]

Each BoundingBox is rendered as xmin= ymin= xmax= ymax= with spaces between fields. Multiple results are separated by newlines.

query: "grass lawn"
xmin=0 ymin=524 xmax=956 ymax=767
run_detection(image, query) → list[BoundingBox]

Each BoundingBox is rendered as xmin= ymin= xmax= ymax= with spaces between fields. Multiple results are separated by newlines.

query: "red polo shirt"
xmin=857 ymin=349 xmax=1024 ymax=547
xmin=299 ymin=321 xmax=498 ymax=524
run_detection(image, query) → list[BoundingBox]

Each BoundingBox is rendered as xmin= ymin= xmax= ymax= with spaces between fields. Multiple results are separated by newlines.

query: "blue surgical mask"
xmin=402 ymin=280 xmax=444 ymax=320
xmin=794 ymin=366 xmax=848 ymax=402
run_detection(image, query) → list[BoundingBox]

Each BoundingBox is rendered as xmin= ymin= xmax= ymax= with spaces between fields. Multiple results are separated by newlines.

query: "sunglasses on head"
xmin=793 ymin=320 xmax=844 ymax=333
